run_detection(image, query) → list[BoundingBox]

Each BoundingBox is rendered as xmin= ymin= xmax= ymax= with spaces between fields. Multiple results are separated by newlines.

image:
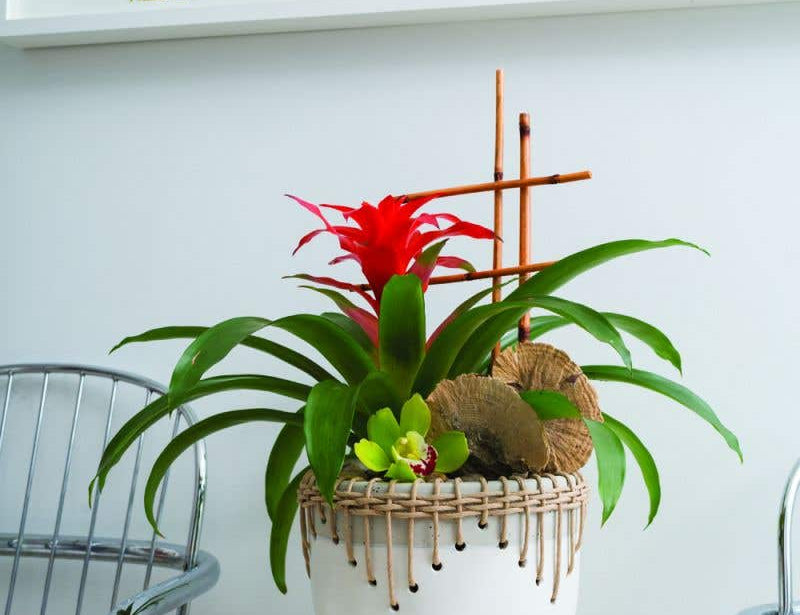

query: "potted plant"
xmin=91 ymin=186 xmax=740 ymax=614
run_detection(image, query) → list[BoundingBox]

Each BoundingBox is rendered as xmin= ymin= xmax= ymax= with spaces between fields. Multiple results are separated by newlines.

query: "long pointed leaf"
xmin=266 ymin=417 xmax=306 ymax=521
xmin=409 ymin=239 xmax=448 ymax=287
xmin=91 ymin=374 xmax=310 ymax=500
xmin=522 ymin=296 xmax=632 ymax=369
xmin=582 ymin=365 xmax=742 ymax=461
xmin=356 ymin=371 xmax=402 ymax=418
xmin=604 ymin=313 xmax=682 ymax=374
xmin=427 ymin=279 xmax=516 ymax=348
xmin=144 ymin=408 xmax=302 ymax=534
xmin=379 ymin=275 xmax=425 ymax=398
xmin=304 ymin=380 xmax=358 ymax=505
xmin=500 ymin=312 xmax=683 ymax=374
xmin=507 ymin=238 xmax=708 ymax=300
xmin=299 ymin=286 xmax=378 ymax=346
xmin=269 ymin=468 xmax=308 ymax=594
xmin=520 ymin=390 xmax=582 ymax=420
xmin=476 ymin=316 xmax=566 ymax=374
xmin=602 ymin=412 xmax=661 ymax=527
xmin=451 ymin=295 xmax=631 ymax=377
xmin=585 ymin=418 xmax=626 ymax=525
xmin=320 ymin=312 xmax=376 ymax=358
xmin=271 ymin=314 xmax=375 ymax=385
xmin=414 ymin=301 xmax=531 ymax=397
xmin=169 ymin=317 xmax=272 ymax=399
xmin=110 ymin=325 xmax=335 ymax=382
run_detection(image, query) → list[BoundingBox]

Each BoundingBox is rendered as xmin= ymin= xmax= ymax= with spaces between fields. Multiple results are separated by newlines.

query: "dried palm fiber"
xmin=492 ymin=342 xmax=602 ymax=473
xmin=426 ymin=374 xmax=549 ymax=475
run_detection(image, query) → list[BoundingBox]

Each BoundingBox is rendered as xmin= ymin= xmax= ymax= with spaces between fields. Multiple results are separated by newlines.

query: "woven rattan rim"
xmin=298 ymin=471 xmax=589 ymax=610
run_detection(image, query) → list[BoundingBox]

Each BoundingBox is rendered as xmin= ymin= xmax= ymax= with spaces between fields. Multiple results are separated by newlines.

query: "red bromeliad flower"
xmin=286 ymin=193 xmax=495 ymax=312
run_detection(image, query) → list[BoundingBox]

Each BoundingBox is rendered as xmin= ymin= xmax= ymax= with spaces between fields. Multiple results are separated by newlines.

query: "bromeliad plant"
xmin=92 ymin=193 xmax=741 ymax=594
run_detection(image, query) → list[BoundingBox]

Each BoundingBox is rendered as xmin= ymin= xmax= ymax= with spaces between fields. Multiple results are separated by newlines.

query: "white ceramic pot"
xmin=300 ymin=474 xmax=586 ymax=615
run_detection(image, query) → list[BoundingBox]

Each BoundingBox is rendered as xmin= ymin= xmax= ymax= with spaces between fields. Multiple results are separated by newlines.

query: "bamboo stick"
xmin=402 ymin=170 xmax=591 ymax=201
xmin=357 ymin=261 xmax=556 ymax=291
xmin=518 ymin=112 xmax=532 ymax=342
xmin=492 ymin=69 xmax=505 ymax=361
xmin=492 ymin=69 xmax=505 ymax=304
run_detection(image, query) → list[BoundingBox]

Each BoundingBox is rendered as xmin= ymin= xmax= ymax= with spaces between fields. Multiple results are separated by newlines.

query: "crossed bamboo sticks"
xmin=400 ymin=70 xmax=591 ymax=315
xmin=360 ymin=71 xmax=592 ymax=344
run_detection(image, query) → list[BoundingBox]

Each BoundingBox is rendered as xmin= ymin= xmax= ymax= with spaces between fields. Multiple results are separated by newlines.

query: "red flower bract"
xmin=288 ymin=194 xmax=495 ymax=310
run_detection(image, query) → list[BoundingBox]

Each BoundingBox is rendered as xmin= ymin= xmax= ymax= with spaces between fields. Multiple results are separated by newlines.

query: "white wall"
xmin=2 ymin=3 xmax=800 ymax=614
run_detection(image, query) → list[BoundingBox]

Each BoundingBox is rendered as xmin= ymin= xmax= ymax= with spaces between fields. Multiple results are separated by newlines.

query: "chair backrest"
xmin=0 ymin=364 xmax=207 ymax=615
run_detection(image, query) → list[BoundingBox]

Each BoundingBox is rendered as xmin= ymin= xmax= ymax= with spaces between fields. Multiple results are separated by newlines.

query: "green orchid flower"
xmin=354 ymin=394 xmax=469 ymax=481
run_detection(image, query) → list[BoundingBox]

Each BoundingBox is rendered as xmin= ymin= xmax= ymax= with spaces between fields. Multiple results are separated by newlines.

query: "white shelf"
xmin=0 ymin=0 xmax=792 ymax=49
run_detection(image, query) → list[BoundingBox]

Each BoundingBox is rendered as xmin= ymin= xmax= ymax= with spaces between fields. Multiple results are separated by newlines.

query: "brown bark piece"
xmin=493 ymin=342 xmax=602 ymax=472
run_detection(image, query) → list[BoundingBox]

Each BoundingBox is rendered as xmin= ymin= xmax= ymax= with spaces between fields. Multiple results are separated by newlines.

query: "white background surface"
xmin=1 ymin=3 xmax=799 ymax=613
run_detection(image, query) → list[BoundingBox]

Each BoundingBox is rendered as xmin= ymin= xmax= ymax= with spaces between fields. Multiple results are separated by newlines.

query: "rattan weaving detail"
xmin=298 ymin=471 xmax=588 ymax=609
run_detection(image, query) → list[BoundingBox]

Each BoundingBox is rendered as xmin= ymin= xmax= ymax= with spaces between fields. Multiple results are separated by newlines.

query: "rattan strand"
xmin=298 ymin=471 xmax=588 ymax=609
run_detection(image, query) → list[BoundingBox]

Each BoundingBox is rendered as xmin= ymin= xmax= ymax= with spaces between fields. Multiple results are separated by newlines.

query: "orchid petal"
xmin=432 ymin=431 xmax=469 ymax=474
xmin=367 ymin=408 xmax=401 ymax=456
xmin=354 ymin=439 xmax=391 ymax=472
xmin=399 ymin=394 xmax=431 ymax=438
xmin=385 ymin=460 xmax=417 ymax=481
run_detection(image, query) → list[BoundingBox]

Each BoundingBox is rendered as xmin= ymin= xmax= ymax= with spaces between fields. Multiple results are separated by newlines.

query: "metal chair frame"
xmin=0 ymin=364 xmax=220 ymax=615
xmin=739 ymin=458 xmax=800 ymax=615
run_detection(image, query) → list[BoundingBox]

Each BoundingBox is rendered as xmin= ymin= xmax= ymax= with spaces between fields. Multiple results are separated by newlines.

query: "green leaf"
xmin=582 ymin=365 xmax=742 ymax=461
xmin=528 ymin=296 xmax=632 ymax=370
xmin=356 ymin=371 xmax=402 ymax=418
xmin=507 ymin=238 xmax=708 ymax=300
xmin=91 ymin=374 xmax=310 ymax=504
xmin=531 ymin=315 xmax=575 ymax=340
xmin=265 ymin=419 xmax=305 ymax=521
xmin=320 ymin=312 xmax=376 ymax=357
xmin=269 ymin=467 xmax=308 ymax=593
xmin=143 ymin=408 xmax=302 ymax=535
xmin=386 ymin=460 xmax=416 ymax=481
xmin=379 ymin=275 xmax=426 ymax=398
xmin=520 ymin=390 xmax=582 ymax=420
xmin=298 ymin=286 xmax=378 ymax=345
xmin=585 ymin=418 xmax=626 ymax=525
xmin=451 ymin=295 xmax=632 ymax=377
xmin=354 ymin=439 xmax=391 ymax=471
xmin=602 ymin=413 xmax=661 ymax=527
xmin=475 ymin=316 xmax=566 ymax=374
xmin=304 ymin=380 xmax=359 ymax=505
xmin=272 ymin=314 xmax=375 ymax=385
xmin=399 ymin=394 xmax=430 ymax=437
xmin=432 ymin=431 xmax=469 ymax=474
xmin=109 ymin=325 xmax=335 ymax=382
xmin=367 ymin=408 xmax=401 ymax=456
xmin=604 ymin=313 xmax=682 ymax=374
xmin=169 ymin=317 xmax=273 ymax=399
xmin=414 ymin=301 xmax=531 ymax=397
xmin=511 ymin=312 xmax=683 ymax=374
xmin=427 ymin=278 xmax=517 ymax=346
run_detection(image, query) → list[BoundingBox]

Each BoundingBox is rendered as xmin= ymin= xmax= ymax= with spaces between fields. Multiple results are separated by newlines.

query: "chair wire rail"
xmin=0 ymin=363 xmax=219 ymax=615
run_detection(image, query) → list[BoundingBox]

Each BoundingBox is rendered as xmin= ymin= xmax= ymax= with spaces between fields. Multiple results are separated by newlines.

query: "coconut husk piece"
xmin=426 ymin=374 xmax=550 ymax=476
xmin=492 ymin=342 xmax=602 ymax=473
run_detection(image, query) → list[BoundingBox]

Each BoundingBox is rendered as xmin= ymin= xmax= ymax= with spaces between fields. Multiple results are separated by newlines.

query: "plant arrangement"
xmin=90 ymin=73 xmax=740 ymax=605
xmin=91 ymin=190 xmax=740 ymax=591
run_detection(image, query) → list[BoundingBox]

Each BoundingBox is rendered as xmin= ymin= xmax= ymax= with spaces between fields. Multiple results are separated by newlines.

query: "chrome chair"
xmin=0 ymin=364 xmax=219 ymax=615
xmin=739 ymin=458 xmax=800 ymax=615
